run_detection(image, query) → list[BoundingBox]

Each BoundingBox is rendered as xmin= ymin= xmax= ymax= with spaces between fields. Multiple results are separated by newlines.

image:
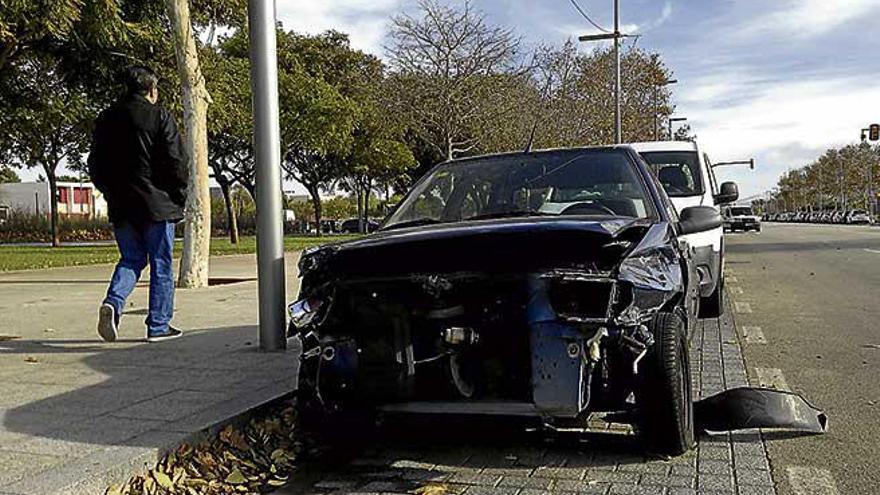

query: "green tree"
xmin=270 ymin=29 xmax=361 ymax=236
xmin=202 ymin=40 xmax=254 ymax=243
xmin=1 ymin=53 xmax=93 ymax=246
xmin=283 ymin=30 xmax=415 ymax=232
xmin=0 ymin=0 xmax=128 ymax=75
xmin=0 ymin=165 xmax=20 ymax=183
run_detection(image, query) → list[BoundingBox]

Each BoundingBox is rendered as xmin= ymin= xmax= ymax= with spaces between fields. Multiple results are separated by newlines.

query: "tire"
xmin=636 ymin=312 xmax=695 ymax=456
xmin=699 ymin=272 xmax=724 ymax=318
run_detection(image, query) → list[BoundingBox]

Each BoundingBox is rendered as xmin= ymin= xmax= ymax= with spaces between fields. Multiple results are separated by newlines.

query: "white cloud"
xmin=734 ymin=0 xmax=880 ymax=39
xmin=276 ymin=0 xmax=404 ymax=56
xmin=680 ymin=75 xmax=880 ymax=197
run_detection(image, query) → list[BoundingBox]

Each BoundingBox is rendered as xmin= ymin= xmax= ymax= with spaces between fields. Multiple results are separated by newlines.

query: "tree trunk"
xmin=45 ymin=167 xmax=60 ymax=247
xmin=356 ymin=183 xmax=364 ymax=234
xmin=308 ymin=185 xmax=323 ymax=237
xmin=218 ymin=177 xmax=239 ymax=244
xmin=364 ymin=177 xmax=372 ymax=230
xmin=165 ymin=0 xmax=212 ymax=288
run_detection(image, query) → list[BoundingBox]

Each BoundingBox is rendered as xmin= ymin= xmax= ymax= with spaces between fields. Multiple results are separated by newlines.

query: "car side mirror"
xmin=714 ymin=181 xmax=739 ymax=205
xmin=679 ymin=206 xmax=723 ymax=235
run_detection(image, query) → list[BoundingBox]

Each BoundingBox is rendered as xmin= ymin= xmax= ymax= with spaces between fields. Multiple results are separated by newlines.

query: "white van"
xmin=627 ymin=141 xmax=739 ymax=317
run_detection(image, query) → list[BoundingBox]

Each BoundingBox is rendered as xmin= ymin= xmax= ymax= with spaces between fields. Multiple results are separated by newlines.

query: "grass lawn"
xmin=0 ymin=235 xmax=361 ymax=272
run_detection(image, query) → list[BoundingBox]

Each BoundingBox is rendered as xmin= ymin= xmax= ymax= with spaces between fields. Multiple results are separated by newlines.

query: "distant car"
xmin=339 ymin=218 xmax=380 ymax=233
xmin=846 ymin=209 xmax=871 ymax=224
xmin=725 ymin=206 xmax=761 ymax=232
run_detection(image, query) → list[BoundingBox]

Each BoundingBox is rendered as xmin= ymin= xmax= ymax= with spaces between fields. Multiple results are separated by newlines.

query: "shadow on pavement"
xmin=0 ymin=325 xmax=297 ymax=452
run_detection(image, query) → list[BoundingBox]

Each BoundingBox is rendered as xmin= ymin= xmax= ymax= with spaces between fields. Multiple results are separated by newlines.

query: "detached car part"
xmin=695 ymin=387 xmax=828 ymax=434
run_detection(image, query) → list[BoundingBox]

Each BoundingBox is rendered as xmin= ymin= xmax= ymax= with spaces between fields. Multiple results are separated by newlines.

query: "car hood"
xmin=301 ymin=217 xmax=652 ymax=279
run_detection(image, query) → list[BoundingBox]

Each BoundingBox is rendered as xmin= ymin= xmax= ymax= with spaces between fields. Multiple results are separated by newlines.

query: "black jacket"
xmin=88 ymin=95 xmax=189 ymax=225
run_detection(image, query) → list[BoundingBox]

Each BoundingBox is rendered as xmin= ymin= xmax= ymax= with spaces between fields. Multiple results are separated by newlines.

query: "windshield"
xmin=730 ymin=207 xmax=753 ymax=216
xmin=639 ymin=151 xmax=704 ymax=197
xmin=383 ymin=149 xmax=656 ymax=229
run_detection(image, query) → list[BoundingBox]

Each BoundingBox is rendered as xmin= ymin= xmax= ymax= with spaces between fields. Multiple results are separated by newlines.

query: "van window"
xmin=639 ymin=151 xmax=705 ymax=198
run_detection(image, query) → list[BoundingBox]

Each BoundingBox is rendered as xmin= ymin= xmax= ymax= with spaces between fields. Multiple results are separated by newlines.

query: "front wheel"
xmin=635 ymin=312 xmax=695 ymax=456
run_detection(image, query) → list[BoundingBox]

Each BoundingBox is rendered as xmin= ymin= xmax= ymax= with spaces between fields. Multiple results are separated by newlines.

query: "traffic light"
xmin=870 ymin=124 xmax=880 ymax=141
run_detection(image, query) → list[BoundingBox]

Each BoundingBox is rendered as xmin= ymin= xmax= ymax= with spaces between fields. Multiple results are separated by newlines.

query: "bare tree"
xmin=164 ymin=0 xmax=212 ymax=288
xmin=386 ymin=0 xmax=531 ymax=161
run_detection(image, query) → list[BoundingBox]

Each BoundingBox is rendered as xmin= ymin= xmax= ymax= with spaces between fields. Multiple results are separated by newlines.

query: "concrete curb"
xmin=2 ymin=382 xmax=295 ymax=495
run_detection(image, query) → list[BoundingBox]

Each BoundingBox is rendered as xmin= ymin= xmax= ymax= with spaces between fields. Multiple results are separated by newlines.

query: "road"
xmin=725 ymin=222 xmax=880 ymax=495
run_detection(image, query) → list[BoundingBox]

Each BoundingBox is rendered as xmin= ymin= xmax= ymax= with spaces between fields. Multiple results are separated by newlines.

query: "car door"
xmin=651 ymin=170 xmax=701 ymax=334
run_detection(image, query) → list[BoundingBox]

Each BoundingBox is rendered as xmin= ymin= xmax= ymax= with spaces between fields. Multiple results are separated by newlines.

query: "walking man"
xmin=88 ymin=66 xmax=189 ymax=343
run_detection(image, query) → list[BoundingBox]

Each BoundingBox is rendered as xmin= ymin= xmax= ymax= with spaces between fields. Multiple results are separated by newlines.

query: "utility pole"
xmin=613 ymin=0 xmax=621 ymax=144
xmin=578 ymin=0 xmax=628 ymax=144
xmin=654 ymin=79 xmax=677 ymax=141
xmin=249 ymin=0 xmax=286 ymax=351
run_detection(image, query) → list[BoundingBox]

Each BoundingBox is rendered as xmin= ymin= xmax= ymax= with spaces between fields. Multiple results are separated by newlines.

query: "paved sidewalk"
xmin=0 ymin=254 xmax=301 ymax=494
xmin=278 ymin=300 xmax=777 ymax=495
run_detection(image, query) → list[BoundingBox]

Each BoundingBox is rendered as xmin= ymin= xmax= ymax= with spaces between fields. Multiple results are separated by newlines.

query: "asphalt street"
xmin=725 ymin=222 xmax=880 ymax=495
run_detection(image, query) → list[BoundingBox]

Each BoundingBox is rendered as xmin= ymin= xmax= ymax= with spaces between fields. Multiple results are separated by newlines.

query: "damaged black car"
xmin=289 ymin=146 xmax=724 ymax=455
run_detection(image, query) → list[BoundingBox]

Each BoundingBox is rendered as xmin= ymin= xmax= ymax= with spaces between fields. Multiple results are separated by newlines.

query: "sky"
xmin=23 ymin=0 xmax=880 ymax=199
xmin=274 ymin=0 xmax=880 ymax=199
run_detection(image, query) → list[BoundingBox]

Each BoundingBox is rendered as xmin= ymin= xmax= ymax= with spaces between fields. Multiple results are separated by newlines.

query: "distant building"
xmin=283 ymin=191 xmax=310 ymax=204
xmin=0 ymin=181 xmax=107 ymax=219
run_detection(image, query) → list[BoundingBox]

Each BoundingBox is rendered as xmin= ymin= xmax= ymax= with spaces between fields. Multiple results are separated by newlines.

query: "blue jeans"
xmin=104 ymin=221 xmax=176 ymax=336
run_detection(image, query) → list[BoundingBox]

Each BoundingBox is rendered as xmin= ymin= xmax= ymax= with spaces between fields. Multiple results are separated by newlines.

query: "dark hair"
xmin=123 ymin=66 xmax=158 ymax=96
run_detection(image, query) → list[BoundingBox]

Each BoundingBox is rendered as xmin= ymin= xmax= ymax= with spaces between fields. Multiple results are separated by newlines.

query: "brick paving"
xmin=277 ymin=300 xmax=777 ymax=495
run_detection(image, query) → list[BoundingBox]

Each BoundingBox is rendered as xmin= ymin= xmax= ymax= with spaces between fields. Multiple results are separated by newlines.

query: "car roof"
xmin=445 ymin=145 xmax=633 ymax=164
xmin=626 ymin=141 xmax=699 ymax=153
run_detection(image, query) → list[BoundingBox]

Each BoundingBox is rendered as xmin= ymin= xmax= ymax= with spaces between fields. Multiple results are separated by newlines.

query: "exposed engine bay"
xmin=291 ymin=219 xmax=692 ymax=421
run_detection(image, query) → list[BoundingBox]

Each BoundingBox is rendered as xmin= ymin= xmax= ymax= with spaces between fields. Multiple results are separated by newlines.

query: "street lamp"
xmin=654 ymin=79 xmax=677 ymax=141
xmin=712 ymin=158 xmax=755 ymax=170
xmin=668 ymin=117 xmax=687 ymax=141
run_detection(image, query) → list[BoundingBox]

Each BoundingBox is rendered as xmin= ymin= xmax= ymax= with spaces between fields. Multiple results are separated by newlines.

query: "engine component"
xmin=443 ymin=326 xmax=480 ymax=345
xmin=288 ymin=297 xmax=324 ymax=329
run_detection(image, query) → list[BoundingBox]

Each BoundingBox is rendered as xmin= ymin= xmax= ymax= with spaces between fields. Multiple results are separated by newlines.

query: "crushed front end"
xmin=289 ymin=220 xmax=690 ymax=423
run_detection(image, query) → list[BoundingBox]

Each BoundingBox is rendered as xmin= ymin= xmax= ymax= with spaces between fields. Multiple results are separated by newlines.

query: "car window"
xmin=385 ymin=150 xmax=657 ymax=228
xmin=639 ymin=151 xmax=705 ymax=198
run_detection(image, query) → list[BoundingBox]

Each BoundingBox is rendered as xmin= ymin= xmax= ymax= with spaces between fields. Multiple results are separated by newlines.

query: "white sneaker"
xmin=97 ymin=303 xmax=118 ymax=342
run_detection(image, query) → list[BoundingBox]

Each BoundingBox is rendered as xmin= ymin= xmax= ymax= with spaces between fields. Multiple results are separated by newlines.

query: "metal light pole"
xmin=249 ymin=0 xmax=286 ymax=351
xmin=578 ymin=0 xmax=626 ymax=144
xmin=613 ymin=0 xmax=621 ymax=144
xmin=654 ymin=79 xmax=677 ymax=141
